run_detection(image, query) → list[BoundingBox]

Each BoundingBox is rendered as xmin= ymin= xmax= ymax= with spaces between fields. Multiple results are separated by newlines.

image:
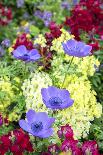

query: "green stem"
xmin=23 ymin=62 xmax=27 ymax=79
xmin=62 ymin=56 xmax=74 ymax=88
xmin=35 ymin=137 xmax=37 ymax=147
xmin=52 ymin=110 xmax=57 ymax=117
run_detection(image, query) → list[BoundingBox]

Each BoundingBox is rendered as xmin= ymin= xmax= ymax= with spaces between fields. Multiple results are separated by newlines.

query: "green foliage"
xmin=0 ymin=125 xmax=14 ymax=136
xmin=88 ymin=116 xmax=103 ymax=153
xmin=30 ymin=25 xmax=40 ymax=36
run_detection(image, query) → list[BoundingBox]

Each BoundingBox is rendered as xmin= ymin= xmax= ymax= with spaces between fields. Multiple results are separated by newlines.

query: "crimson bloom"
xmin=61 ymin=139 xmax=82 ymax=154
xmin=0 ymin=135 xmax=11 ymax=155
xmin=82 ymin=140 xmax=100 ymax=155
xmin=48 ymin=144 xmax=60 ymax=154
xmin=13 ymin=33 xmax=34 ymax=50
xmin=57 ymin=124 xmax=74 ymax=140
xmin=0 ymin=5 xmax=12 ymax=25
xmin=10 ymin=129 xmax=34 ymax=155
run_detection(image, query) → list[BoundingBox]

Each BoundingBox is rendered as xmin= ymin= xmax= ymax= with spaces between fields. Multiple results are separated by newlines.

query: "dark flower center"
xmin=24 ymin=54 xmax=29 ymax=56
xmin=31 ymin=122 xmax=43 ymax=133
xmin=49 ymin=97 xmax=62 ymax=106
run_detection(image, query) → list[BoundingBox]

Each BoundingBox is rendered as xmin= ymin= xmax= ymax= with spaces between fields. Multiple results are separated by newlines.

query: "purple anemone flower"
xmin=61 ymin=1 xmax=71 ymax=10
xmin=41 ymin=86 xmax=74 ymax=110
xmin=16 ymin=0 xmax=24 ymax=8
xmin=72 ymin=0 xmax=80 ymax=6
xmin=62 ymin=39 xmax=92 ymax=57
xmin=12 ymin=45 xmax=41 ymax=62
xmin=1 ymin=39 xmax=11 ymax=48
xmin=19 ymin=110 xmax=55 ymax=138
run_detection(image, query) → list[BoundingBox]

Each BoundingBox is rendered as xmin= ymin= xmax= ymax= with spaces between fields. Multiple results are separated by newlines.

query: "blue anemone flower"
xmin=41 ymin=86 xmax=74 ymax=110
xmin=19 ymin=110 xmax=55 ymax=138
xmin=12 ymin=45 xmax=41 ymax=62
xmin=62 ymin=39 xmax=92 ymax=57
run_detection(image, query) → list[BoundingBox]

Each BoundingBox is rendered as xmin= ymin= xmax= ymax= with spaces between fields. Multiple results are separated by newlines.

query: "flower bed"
xmin=0 ymin=0 xmax=103 ymax=154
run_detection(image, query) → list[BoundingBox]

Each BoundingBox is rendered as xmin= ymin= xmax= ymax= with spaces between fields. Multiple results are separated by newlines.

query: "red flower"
xmin=57 ymin=124 xmax=74 ymax=140
xmin=45 ymin=22 xmax=62 ymax=46
xmin=0 ymin=135 xmax=11 ymax=147
xmin=0 ymin=5 xmax=12 ymax=26
xmin=49 ymin=21 xmax=62 ymax=38
xmin=13 ymin=33 xmax=34 ymax=50
xmin=48 ymin=144 xmax=60 ymax=154
xmin=0 ymin=135 xmax=12 ymax=155
xmin=64 ymin=0 xmax=103 ymax=45
xmin=12 ymin=129 xmax=34 ymax=152
xmin=89 ymin=42 xmax=99 ymax=52
xmin=82 ymin=140 xmax=100 ymax=155
xmin=45 ymin=32 xmax=54 ymax=46
xmin=61 ymin=139 xmax=82 ymax=154
xmin=10 ymin=144 xmax=23 ymax=155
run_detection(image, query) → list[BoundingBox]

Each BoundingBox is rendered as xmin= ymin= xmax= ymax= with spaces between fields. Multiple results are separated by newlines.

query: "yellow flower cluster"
xmin=65 ymin=56 xmax=100 ymax=78
xmin=34 ymin=34 xmax=47 ymax=47
xmin=22 ymin=71 xmax=52 ymax=111
xmin=61 ymin=75 xmax=102 ymax=139
xmin=0 ymin=77 xmax=23 ymax=121
xmin=51 ymin=55 xmax=100 ymax=83
xmin=0 ymin=77 xmax=14 ymax=112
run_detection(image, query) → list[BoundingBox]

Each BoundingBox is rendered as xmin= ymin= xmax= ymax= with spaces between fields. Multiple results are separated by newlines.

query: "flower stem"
xmin=35 ymin=137 xmax=37 ymax=147
xmin=62 ymin=56 xmax=74 ymax=88
xmin=23 ymin=62 xmax=27 ymax=79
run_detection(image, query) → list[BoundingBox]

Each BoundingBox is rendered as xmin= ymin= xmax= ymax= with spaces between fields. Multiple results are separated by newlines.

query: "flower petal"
xmin=26 ymin=109 xmax=36 ymax=124
xmin=81 ymin=45 xmax=92 ymax=56
xmin=29 ymin=49 xmax=40 ymax=56
xmin=47 ymin=86 xmax=58 ymax=97
xmin=62 ymin=99 xmax=74 ymax=109
xmin=29 ymin=49 xmax=41 ymax=61
xmin=58 ymin=89 xmax=70 ymax=101
xmin=13 ymin=45 xmax=27 ymax=58
xmin=35 ymin=112 xmax=48 ymax=124
xmin=19 ymin=120 xmax=31 ymax=132
xmin=41 ymin=88 xmax=50 ymax=102
xmin=44 ymin=118 xmax=55 ymax=129
xmin=38 ymin=128 xmax=54 ymax=138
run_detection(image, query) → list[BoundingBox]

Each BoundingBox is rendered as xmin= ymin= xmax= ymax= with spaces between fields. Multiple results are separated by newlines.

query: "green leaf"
xmin=30 ymin=25 xmax=40 ymax=36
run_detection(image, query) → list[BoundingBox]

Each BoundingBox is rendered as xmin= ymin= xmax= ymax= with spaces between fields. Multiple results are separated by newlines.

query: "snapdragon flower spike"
xmin=61 ymin=139 xmax=82 ymax=154
xmin=13 ymin=33 xmax=34 ymax=50
xmin=41 ymin=86 xmax=74 ymax=110
xmin=12 ymin=45 xmax=41 ymax=62
xmin=82 ymin=141 xmax=100 ymax=155
xmin=19 ymin=110 xmax=55 ymax=138
xmin=48 ymin=144 xmax=60 ymax=154
xmin=62 ymin=39 xmax=92 ymax=57
xmin=57 ymin=124 xmax=74 ymax=140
